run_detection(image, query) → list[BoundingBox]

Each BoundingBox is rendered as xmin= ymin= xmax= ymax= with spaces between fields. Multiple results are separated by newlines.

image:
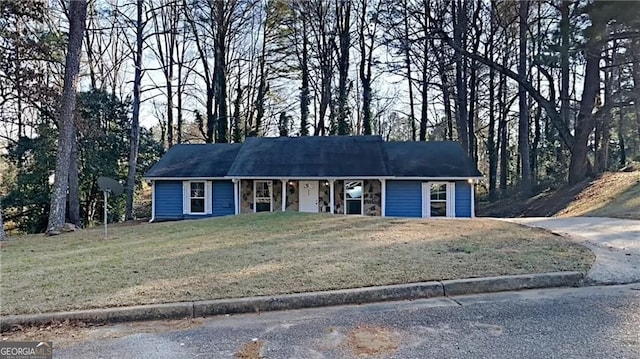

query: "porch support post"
xmin=329 ymin=180 xmax=335 ymax=214
xmin=150 ymin=180 xmax=156 ymax=222
xmin=281 ymin=179 xmax=288 ymax=212
xmin=381 ymin=179 xmax=386 ymax=217
xmin=233 ymin=179 xmax=240 ymax=215
xmin=470 ymin=180 xmax=475 ymax=218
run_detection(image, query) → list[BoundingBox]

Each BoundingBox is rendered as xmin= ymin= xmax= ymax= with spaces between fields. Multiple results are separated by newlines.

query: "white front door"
xmin=299 ymin=181 xmax=319 ymax=213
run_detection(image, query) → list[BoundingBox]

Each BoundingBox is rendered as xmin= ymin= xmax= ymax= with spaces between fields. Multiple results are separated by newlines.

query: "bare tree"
xmin=307 ymin=0 xmax=335 ymax=136
xmin=47 ymin=0 xmax=88 ymax=234
xmin=125 ymin=0 xmax=146 ymax=221
xmin=150 ymin=0 xmax=180 ymax=148
xmin=518 ymin=0 xmax=531 ymax=194
xmin=452 ymin=0 xmax=469 ymax=153
xmin=357 ymin=0 xmax=381 ymax=135
xmin=335 ymin=0 xmax=351 ymax=135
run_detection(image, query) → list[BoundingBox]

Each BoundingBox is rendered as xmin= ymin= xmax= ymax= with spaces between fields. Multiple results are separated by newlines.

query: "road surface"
xmin=51 ymin=284 xmax=640 ymax=359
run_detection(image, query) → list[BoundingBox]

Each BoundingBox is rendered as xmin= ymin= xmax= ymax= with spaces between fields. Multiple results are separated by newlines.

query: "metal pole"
xmin=104 ymin=190 xmax=108 ymax=239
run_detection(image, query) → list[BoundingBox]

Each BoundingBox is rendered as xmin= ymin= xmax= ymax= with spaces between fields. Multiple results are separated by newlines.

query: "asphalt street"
xmin=54 ymin=284 xmax=640 ymax=359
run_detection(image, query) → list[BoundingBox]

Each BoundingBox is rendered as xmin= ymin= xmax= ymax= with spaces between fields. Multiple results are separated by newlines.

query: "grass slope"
xmin=557 ymin=171 xmax=640 ymax=219
xmin=0 ymin=213 xmax=593 ymax=315
xmin=479 ymin=170 xmax=640 ymax=220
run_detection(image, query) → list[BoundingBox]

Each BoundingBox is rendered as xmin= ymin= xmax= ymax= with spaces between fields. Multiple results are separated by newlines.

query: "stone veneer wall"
xmin=319 ymin=182 xmax=330 ymax=212
xmin=240 ymin=180 xmax=299 ymax=213
xmin=286 ymin=181 xmax=299 ymax=211
xmin=335 ymin=180 xmax=345 ymax=214
xmin=240 ymin=179 xmax=379 ymax=215
xmin=271 ymin=180 xmax=300 ymax=211
xmin=273 ymin=180 xmax=283 ymax=211
xmin=363 ymin=180 xmax=382 ymax=216
xmin=240 ymin=180 xmax=253 ymax=214
xmin=318 ymin=180 xmax=346 ymax=214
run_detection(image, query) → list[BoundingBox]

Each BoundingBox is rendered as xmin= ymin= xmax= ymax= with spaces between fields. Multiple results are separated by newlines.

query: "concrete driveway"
xmin=503 ymin=217 xmax=640 ymax=285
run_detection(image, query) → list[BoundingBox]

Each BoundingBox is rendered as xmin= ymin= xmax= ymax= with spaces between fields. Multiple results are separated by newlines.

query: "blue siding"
xmin=385 ymin=181 xmax=422 ymax=217
xmin=455 ymin=181 xmax=472 ymax=218
xmin=154 ymin=180 xmax=236 ymax=220
xmin=212 ymin=180 xmax=235 ymax=216
xmin=154 ymin=181 xmax=184 ymax=220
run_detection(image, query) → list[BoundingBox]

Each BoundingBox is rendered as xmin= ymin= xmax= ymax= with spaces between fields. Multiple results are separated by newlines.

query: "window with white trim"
xmin=422 ymin=182 xmax=455 ymax=218
xmin=190 ymin=182 xmax=206 ymax=213
xmin=254 ymin=180 xmax=272 ymax=212
xmin=429 ymin=183 xmax=447 ymax=217
xmin=183 ymin=181 xmax=211 ymax=215
xmin=345 ymin=181 xmax=363 ymax=215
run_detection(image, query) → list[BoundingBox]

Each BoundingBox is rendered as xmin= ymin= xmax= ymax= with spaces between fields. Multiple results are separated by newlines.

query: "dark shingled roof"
xmin=226 ymin=136 xmax=392 ymax=177
xmin=384 ymin=141 xmax=482 ymax=177
xmin=145 ymin=137 xmax=482 ymax=179
xmin=144 ymin=143 xmax=241 ymax=178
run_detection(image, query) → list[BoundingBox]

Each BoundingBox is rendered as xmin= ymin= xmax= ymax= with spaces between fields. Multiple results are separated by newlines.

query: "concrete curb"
xmin=0 ymin=271 xmax=583 ymax=332
xmin=442 ymin=271 xmax=584 ymax=296
xmin=193 ymin=281 xmax=444 ymax=317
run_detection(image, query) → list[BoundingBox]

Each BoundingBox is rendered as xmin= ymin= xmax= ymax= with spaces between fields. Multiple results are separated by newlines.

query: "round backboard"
xmin=97 ymin=177 xmax=124 ymax=196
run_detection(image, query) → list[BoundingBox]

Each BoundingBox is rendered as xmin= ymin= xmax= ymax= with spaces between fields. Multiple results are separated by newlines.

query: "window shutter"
xmin=183 ymin=182 xmax=189 ymax=214
xmin=205 ymin=181 xmax=213 ymax=214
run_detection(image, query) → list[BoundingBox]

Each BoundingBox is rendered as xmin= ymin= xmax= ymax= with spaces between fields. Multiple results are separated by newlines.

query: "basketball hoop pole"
xmin=103 ymin=190 xmax=109 ymax=239
xmin=97 ymin=177 xmax=123 ymax=239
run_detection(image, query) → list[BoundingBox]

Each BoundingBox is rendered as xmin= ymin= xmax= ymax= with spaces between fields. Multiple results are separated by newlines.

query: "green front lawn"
xmin=0 ymin=212 xmax=594 ymax=315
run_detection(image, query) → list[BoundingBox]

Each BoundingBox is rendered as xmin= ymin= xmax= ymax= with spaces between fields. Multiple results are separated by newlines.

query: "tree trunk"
xmin=568 ymin=24 xmax=604 ymax=184
xmin=0 ymin=197 xmax=6 ymax=240
xmin=125 ymin=0 xmax=144 ymax=221
xmin=531 ymin=0 xmax=542 ymax=182
xmin=358 ymin=0 xmax=377 ymax=136
xmin=206 ymin=89 xmax=215 ymax=143
xmin=632 ymin=40 xmax=640 ymax=149
xmin=166 ymin=73 xmax=174 ymax=147
xmin=419 ymin=1 xmax=430 ymax=141
xmin=468 ymin=60 xmax=477 ymax=163
xmin=487 ymin=5 xmax=497 ymax=201
xmin=68 ymin=129 xmax=80 ymax=225
xmin=442 ymin=74 xmax=453 ymax=141
xmin=300 ymin=12 xmax=310 ymax=136
xmin=232 ymin=72 xmax=243 ymax=143
xmin=453 ymin=0 xmax=469 ymax=153
xmin=402 ymin=0 xmax=416 ymax=141
xmin=595 ymin=52 xmax=613 ymax=173
xmin=560 ymin=0 xmax=570 ymax=129
xmin=618 ymin=109 xmax=627 ymax=167
xmin=498 ymin=64 xmax=508 ymax=192
xmin=46 ymin=0 xmax=88 ymax=234
xmin=336 ymin=0 xmax=351 ymax=135
xmin=253 ymin=16 xmax=268 ymax=137
xmin=419 ymin=58 xmax=428 ymax=141
xmin=214 ymin=1 xmax=228 ymax=143
xmin=176 ymin=60 xmax=184 ymax=144
xmin=518 ymin=0 xmax=531 ymax=195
